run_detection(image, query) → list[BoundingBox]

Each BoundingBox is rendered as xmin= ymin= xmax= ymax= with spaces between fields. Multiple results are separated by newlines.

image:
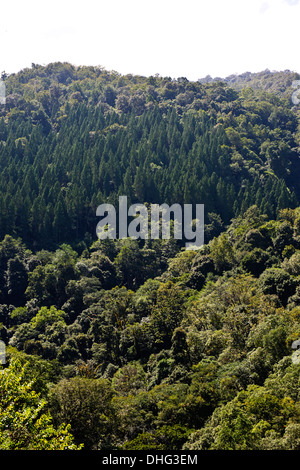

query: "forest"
xmin=0 ymin=63 xmax=300 ymax=450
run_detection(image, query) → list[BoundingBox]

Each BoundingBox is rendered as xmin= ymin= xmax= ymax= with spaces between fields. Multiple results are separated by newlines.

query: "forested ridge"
xmin=0 ymin=63 xmax=300 ymax=450
xmin=1 ymin=63 xmax=300 ymax=249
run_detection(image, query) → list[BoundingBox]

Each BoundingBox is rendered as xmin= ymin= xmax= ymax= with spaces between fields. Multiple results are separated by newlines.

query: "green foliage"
xmin=123 ymin=425 xmax=192 ymax=450
xmin=0 ymin=207 xmax=299 ymax=450
xmin=0 ymin=65 xmax=299 ymax=251
xmin=30 ymin=306 xmax=66 ymax=331
xmin=259 ymin=268 xmax=297 ymax=306
xmin=49 ymin=376 xmax=114 ymax=449
xmin=183 ymin=384 xmax=296 ymax=450
xmin=0 ymin=62 xmax=300 ymax=450
xmin=0 ymin=359 xmax=81 ymax=449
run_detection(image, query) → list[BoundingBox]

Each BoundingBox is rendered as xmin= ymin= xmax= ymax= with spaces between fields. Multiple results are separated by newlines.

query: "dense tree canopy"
xmin=0 ymin=63 xmax=300 ymax=450
xmin=0 ymin=63 xmax=299 ymax=251
xmin=0 ymin=205 xmax=299 ymax=449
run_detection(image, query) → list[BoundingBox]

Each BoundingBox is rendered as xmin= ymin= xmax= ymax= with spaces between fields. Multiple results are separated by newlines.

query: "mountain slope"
xmin=0 ymin=62 xmax=299 ymax=251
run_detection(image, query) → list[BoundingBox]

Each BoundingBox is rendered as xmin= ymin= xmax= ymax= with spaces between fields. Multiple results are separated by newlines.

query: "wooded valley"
xmin=0 ymin=63 xmax=300 ymax=450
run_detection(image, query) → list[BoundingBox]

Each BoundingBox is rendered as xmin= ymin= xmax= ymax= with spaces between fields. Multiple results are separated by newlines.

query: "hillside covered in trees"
xmin=0 ymin=63 xmax=300 ymax=450
xmin=0 ymin=63 xmax=300 ymax=250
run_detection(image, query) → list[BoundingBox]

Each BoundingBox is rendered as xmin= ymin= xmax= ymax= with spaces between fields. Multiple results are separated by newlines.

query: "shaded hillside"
xmin=199 ymin=69 xmax=300 ymax=100
xmin=0 ymin=63 xmax=300 ymax=452
xmin=0 ymin=206 xmax=300 ymax=450
xmin=0 ymin=63 xmax=299 ymax=251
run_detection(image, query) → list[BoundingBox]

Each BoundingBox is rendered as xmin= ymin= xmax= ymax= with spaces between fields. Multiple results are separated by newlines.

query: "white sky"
xmin=0 ymin=0 xmax=299 ymax=80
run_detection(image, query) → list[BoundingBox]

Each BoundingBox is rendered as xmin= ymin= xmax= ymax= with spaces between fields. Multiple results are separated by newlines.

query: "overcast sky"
xmin=0 ymin=0 xmax=299 ymax=80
